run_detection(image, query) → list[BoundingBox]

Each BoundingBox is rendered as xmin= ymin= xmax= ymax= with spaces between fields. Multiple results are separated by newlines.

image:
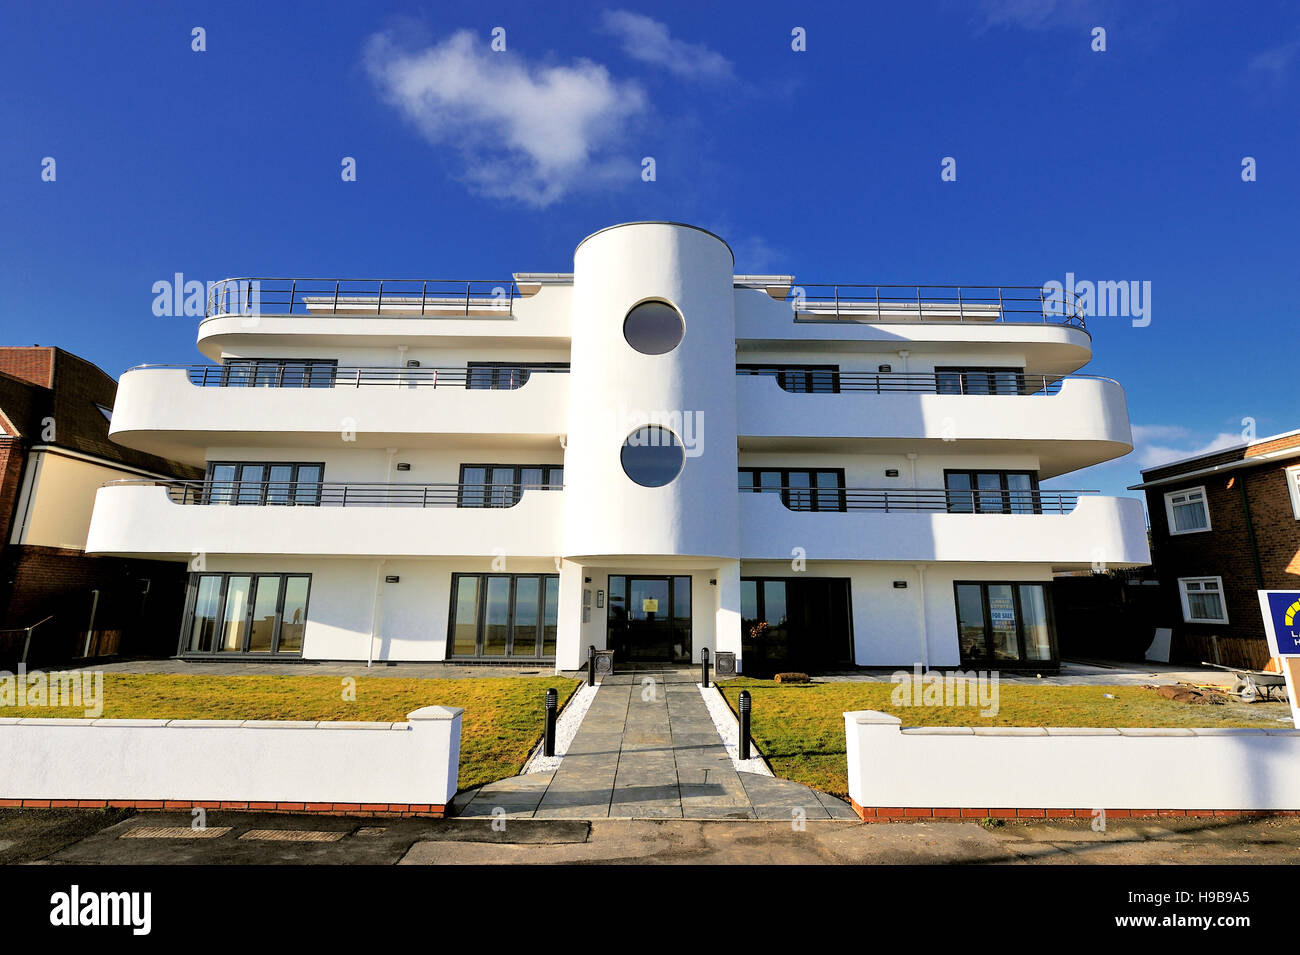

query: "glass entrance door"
xmin=607 ymin=575 xmax=692 ymax=663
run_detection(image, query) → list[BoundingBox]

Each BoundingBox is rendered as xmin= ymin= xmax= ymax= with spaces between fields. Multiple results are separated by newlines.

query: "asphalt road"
xmin=3 ymin=809 xmax=1299 ymax=865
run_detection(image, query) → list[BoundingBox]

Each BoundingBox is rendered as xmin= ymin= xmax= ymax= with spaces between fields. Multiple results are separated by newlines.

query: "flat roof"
xmin=1138 ymin=427 xmax=1300 ymax=476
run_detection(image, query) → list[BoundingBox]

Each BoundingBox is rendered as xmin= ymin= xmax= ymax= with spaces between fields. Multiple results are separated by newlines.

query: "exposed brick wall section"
xmin=1141 ymin=431 xmax=1300 ymax=484
xmin=848 ymin=799 xmax=1300 ymax=822
xmin=0 ymin=437 xmax=25 ymax=550
xmin=0 ymin=347 xmax=55 ymax=388
xmin=0 ymin=799 xmax=446 ymax=818
xmin=1142 ymin=457 xmax=1300 ymax=666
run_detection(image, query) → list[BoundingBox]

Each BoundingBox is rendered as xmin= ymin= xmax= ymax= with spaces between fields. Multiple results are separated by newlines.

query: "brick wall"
xmin=1144 ymin=460 xmax=1300 ymax=666
xmin=0 ymin=437 xmax=25 ymax=548
xmin=0 ymin=347 xmax=55 ymax=389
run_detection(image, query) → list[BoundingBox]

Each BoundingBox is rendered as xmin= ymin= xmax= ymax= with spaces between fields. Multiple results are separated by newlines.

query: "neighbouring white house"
xmin=85 ymin=221 xmax=1149 ymax=673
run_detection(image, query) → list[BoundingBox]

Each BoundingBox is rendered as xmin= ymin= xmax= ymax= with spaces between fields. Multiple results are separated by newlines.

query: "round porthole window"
xmin=620 ymin=426 xmax=685 ymax=487
xmin=623 ymin=300 xmax=684 ymax=355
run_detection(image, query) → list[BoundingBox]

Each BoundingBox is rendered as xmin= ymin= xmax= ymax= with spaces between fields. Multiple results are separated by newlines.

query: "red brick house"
xmin=1131 ymin=429 xmax=1300 ymax=669
xmin=0 ymin=346 xmax=200 ymax=666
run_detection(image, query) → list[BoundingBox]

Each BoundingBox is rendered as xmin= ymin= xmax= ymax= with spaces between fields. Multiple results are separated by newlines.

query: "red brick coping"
xmin=849 ymin=799 xmax=1300 ymax=821
xmin=0 ymin=799 xmax=445 ymax=818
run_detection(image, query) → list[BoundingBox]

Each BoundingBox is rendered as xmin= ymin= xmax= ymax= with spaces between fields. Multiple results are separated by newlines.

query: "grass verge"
xmin=719 ymin=678 xmax=1291 ymax=798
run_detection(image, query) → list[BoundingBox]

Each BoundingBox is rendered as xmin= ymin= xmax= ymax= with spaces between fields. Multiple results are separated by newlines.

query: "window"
xmin=739 ymin=467 xmax=845 ymax=511
xmin=623 ymin=301 xmax=684 ymax=355
xmin=205 ymin=462 xmax=324 ymax=505
xmin=954 ymin=581 xmax=1057 ymax=666
xmin=737 ymin=364 xmax=840 ymax=393
xmin=466 ymin=361 xmax=568 ymax=390
xmin=741 ymin=576 xmax=853 ymax=672
xmin=448 ymin=573 xmax=559 ymax=659
xmin=95 ymin=403 xmax=112 ymax=422
xmin=1287 ymin=466 xmax=1300 ymax=520
xmin=934 ymin=367 xmax=1025 ymax=395
xmin=458 ymin=464 xmax=564 ymax=507
xmin=1179 ymin=577 xmax=1228 ymax=624
xmin=944 ymin=470 xmax=1040 ymax=514
xmin=181 ymin=573 xmax=310 ymax=656
xmin=621 ymin=426 xmax=684 ymax=487
xmin=1164 ymin=486 xmax=1210 ymax=534
xmin=221 ymin=358 xmax=337 ymax=388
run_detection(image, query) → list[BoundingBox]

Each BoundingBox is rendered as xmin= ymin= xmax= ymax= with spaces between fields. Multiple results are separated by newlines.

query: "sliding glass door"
xmin=954 ymin=581 xmax=1057 ymax=667
xmin=182 ymin=573 xmax=311 ymax=656
xmin=448 ymin=573 xmax=559 ymax=659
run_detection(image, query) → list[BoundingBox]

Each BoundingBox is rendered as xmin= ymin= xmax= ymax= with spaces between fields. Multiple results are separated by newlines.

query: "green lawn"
xmin=1 ymin=673 xmax=579 ymax=792
xmin=719 ymin=679 xmax=1292 ymax=798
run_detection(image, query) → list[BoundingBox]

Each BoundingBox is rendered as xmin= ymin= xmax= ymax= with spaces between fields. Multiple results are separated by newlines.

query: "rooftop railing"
xmin=205 ymin=278 xmax=522 ymax=319
xmin=108 ymin=479 xmax=561 ymax=508
xmin=736 ymin=370 xmax=1114 ymax=395
xmin=128 ymin=363 xmax=568 ymax=389
xmin=743 ymin=485 xmax=1096 ymax=514
xmin=788 ymin=285 xmax=1087 ymax=329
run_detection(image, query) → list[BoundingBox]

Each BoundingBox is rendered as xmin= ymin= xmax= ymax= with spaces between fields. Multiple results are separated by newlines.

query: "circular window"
xmin=623 ymin=300 xmax=684 ymax=355
xmin=620 ymin=426 xmax=685 ymax=487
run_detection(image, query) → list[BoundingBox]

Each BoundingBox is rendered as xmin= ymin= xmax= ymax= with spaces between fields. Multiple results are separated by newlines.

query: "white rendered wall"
xmin=0 ymin=707 xmax=462 ymax=806
xmin=845 ymin=711 xmax=1300 ymax=811
xmin=563 ymin=223 xmax=740 ymax=560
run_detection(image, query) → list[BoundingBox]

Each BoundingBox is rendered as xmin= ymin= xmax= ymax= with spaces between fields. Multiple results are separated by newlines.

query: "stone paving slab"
xmin=457 ymin=667 xmax=853 ymax=822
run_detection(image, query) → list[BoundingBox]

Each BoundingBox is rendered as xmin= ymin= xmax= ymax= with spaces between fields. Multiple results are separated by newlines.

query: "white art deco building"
xmin=86 ymin=222 xmax=1149 ymax=673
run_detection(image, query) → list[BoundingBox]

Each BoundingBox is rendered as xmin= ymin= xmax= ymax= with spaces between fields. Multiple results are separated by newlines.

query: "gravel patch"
xmin=698 ymin=684 xmax=773 ymax=776
xmin=522 ymin=682 xmax=599 ymax=774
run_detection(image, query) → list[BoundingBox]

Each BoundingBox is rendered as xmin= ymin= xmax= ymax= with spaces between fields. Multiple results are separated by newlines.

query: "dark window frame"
xmin=178 ymin=571 xmax=312 ymax=657
xmin=741 ymin=575 xmax=856 ymax=668
xmin=943 ymin=469 xmax=1041 ymax=514
xmin=933 ymin=366 xmax=1026 ymax=395
xmin=466 ymin=361 xmax=569 ymax=390
xmin=736 ymin=363 xmax=841 ymax=394
xmin=446 ymin=572 xmax=560 ymax=660
xmin=220 ymin=358 xmax=338 ymax=388
xmin=205 ymin=461 xmax=325 ymax=506
xmin=457 ymin=463 xmax=564 ymax=508
xmin=952 ymin=580 xmax=1058 ymax=669
xmin=739 ymin=467 xmax=846 ymax=511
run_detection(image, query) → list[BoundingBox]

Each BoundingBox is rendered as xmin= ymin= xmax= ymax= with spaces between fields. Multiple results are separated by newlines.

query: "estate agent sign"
xmin=1257 ymin=590 xmax=1300 ymax=727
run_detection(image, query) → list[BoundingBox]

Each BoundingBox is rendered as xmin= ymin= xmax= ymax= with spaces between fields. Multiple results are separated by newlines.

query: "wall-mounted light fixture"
xmin=385 ymin=576 xmax=401 ymax=584
xmin=885 ymin=469 xmax=900 ymax=478
xmin=395 ymin=463 xmax=411 ymax=472
xmin=892 ymin=580 xmax=908 ymax=589
xmin=877 ymin=363 xmax=892 ymax=373
xmin=405 ymin=359 xmax=421 ymax=368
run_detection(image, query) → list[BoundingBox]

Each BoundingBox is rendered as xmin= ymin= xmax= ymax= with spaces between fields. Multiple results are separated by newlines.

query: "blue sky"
xmin=2 ymin=0 xmax=1297 ymax=501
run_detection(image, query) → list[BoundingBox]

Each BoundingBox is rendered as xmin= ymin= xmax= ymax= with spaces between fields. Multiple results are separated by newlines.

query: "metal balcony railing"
xmin=743 ymin=485 xmax=1096 ymax=514
xmin=205 ymin=278 xmax=521 ymax=319
xmin=736 ymin=370 xmax=1116 ymax=395
xmin=788 ymin=285 xmax=1087 ymax=329
xmin=109 ymin=480 xmax=561 ymax=508
xmin=128 ymin=363 xmax=568 ymax=389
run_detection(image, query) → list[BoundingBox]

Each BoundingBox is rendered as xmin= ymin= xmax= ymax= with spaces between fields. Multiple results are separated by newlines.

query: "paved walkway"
xmin=455 ymin=668 xmax=856 ymax=821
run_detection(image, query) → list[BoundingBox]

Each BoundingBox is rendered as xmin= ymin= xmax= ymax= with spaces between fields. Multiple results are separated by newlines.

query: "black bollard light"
xmin=587 ymin=645 xmax=596 ymax=686
xmin=701 ymin=647 xmax=711 ymax=688
xmin=738 ymin=689 xmax=751 ymax=760
xmin=543 ymin=688 xmax=558 ymax=757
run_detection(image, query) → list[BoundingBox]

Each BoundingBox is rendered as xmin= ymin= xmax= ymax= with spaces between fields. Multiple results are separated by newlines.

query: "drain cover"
xmin=238 ymin=829 xmax=347 ymax=843
xmin=122 ymin=826 xmax=231 ymax=840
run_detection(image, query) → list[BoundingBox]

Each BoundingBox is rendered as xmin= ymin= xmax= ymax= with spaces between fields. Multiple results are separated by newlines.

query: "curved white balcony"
xmin=737 ymin=373 xmax=1132 ymax=478
xmin=85 ymin=482 xmax=564 ymax=560
xmin=107 ymin=366 xmax=570 ymax=466
xmin=737 ymin=491 xmax=1149 ymax=569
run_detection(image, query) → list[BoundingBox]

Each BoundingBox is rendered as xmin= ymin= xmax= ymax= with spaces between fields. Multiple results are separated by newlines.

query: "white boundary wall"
xmin=845 ymin=710 xmax=1300 ymax=810
xmin=0 ymin=706 xmax=462 ymax=806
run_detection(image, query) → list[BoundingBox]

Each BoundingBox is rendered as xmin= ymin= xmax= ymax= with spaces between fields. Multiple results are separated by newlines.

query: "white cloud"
xmin=364 ymin=30 xmax=646 ymax=207
xmin=599 ymin=11 xmax=734 ymax=81
xmin=1249 ymin=39 xmax=1300 ymax=84
xmin=1131 ymin=424 xmax=1244 ymax=469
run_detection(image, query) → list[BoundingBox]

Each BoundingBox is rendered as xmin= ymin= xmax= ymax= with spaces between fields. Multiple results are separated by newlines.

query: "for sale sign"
xmin=1256 ymin=590 xmax=1300 ymax=726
